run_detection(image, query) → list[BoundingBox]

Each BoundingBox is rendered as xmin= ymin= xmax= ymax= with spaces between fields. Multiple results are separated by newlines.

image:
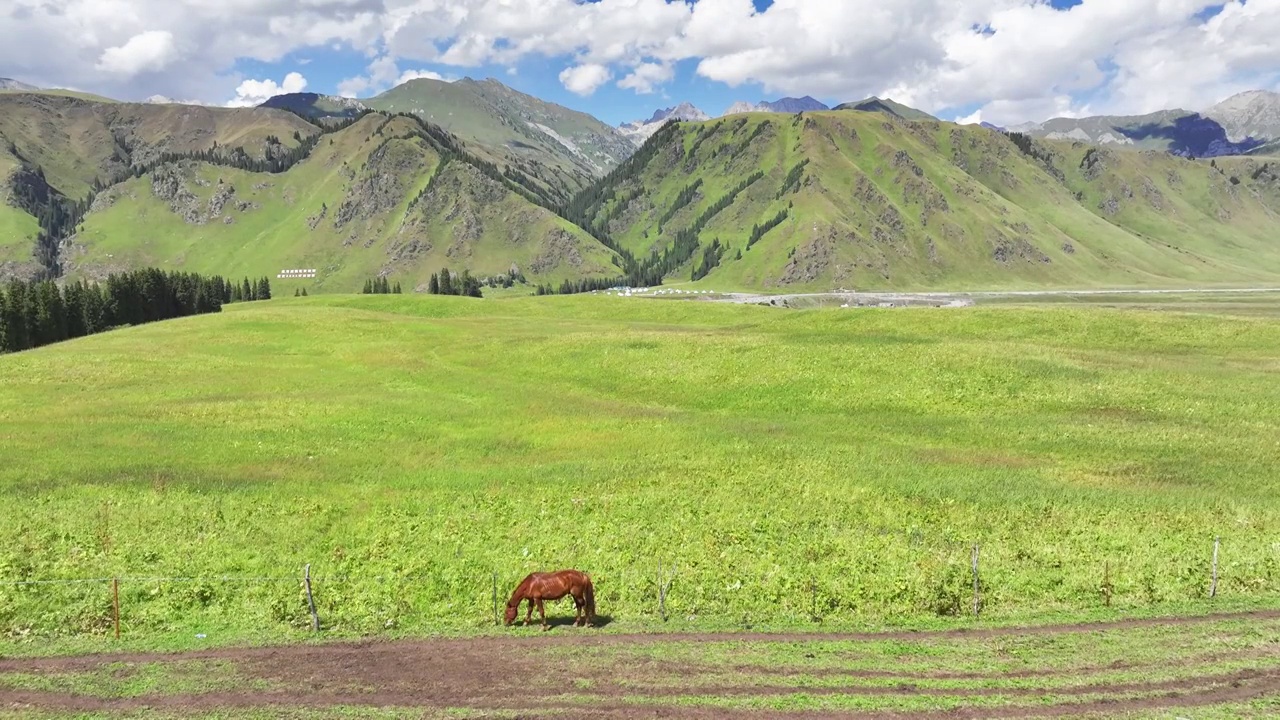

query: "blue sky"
xmin=3 ymin=1 xmax=1270 ymax=127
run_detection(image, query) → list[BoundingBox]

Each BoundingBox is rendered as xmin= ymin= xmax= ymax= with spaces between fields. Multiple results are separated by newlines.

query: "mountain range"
xmin=2 ymin=76 xmax=1279 ymax=296
xmin=617 ymin=102 xmax=711 ymax=145
xmin=724 ymin=96 xmax=831 ymax=115
xmin=1010 ymin=91 xmax=1280 ymax=159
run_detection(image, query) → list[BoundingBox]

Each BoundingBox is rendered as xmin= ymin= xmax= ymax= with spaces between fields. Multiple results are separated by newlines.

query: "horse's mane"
xmin=507 ymin=572 xmax=539 ymax=607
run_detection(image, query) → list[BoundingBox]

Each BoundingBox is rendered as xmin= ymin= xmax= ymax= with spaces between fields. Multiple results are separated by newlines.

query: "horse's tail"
xmin=583 ymin=573 xmax=596 ymax=619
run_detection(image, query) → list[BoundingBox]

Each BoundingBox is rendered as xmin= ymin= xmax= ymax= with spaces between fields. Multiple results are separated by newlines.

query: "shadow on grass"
xmin=511 ymin=614 xmax=615 ymax=631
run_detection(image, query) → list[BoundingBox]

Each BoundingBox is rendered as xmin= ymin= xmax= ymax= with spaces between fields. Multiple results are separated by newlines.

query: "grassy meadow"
xmin=1 ymin=294 xmax=1279 ymax=648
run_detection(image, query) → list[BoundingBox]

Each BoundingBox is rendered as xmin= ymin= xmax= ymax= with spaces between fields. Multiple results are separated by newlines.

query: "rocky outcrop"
xmin=530 ymin=228 xmax=585 ymax=273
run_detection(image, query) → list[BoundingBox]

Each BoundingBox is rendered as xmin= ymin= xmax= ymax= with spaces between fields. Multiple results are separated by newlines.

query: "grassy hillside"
xmin=1 ymin=296 xmax=1278 ymax=640
xmin=364 ymin=78 xmax=634 ymax=191
xmin=572 ymin=112 xmax=1280 ymax=291
xmin=835 ymin=97 xmax=938 ymax=121
xmin=65 ymin=114 xmax=621 ymax=292
xmin=0 ymin=93 xmax=316 ymax=200
xmin=0 ymin=146 xmax=39 ymax=275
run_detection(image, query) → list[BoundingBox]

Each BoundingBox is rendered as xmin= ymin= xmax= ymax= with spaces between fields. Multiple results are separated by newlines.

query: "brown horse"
xmin=504 ymin=570 xmax=596 ymax=630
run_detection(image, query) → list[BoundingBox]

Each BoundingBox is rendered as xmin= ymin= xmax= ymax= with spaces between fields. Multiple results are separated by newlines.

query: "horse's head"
xmin=503 ymin=604 xmax=518 ymax=625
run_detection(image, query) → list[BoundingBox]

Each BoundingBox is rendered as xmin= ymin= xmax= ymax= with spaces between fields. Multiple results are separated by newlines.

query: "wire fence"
xmin=0 ymin=535 xmax=1259 ymax=639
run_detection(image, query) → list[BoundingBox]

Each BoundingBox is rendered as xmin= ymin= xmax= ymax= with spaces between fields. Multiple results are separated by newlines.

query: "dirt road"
xmin=705 ymin=287 xmax=1280 ymax=308
xmin=3 ymin=610 xmax=1279 ymax=718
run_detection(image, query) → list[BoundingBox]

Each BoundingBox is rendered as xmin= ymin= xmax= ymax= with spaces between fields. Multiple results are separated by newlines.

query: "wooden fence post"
xmin=112 ymin=577 xmax=120 ymax=639
xmin=1210 ymin=537 xmax=1220 ymax=599
xmin=658 ymin=561 xmax=665 ymax=621
xmin=810 ymin=576 xmax=817 ymax=622
xmin=304 ymin=563 xmax=320 ymax=632
xmin=658 ymin=561 xmax=676 ymax=622
xmin=971 ymin=545 xmax=981 ymax=618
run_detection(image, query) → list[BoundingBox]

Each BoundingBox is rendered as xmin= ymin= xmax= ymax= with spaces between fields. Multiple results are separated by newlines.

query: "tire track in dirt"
xmin=723 ymin=644 xmax=1280 ymax=682
xmin=2 ymin=609 xmax=1279 ymax=718
xmin=4 ymin=668 xmax=1280 ymax=720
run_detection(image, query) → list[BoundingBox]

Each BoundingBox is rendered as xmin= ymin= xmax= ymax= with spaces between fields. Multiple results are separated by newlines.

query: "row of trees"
xmin=232 ymin=277 xmax=274 ymax=302
xmin=391 ymin=113 xmax=560 ymax=210
xmin=362 ymin=277 xmax=403 ymax=294
xmin=626 ymin=171 xmax=765 ymax=287
xmin=657 ymin=179 xmax=704 ymax=229
xmin=427 ymin=268 xmax=483 ymax=298
xmin=0 ymin=269 xmax=262 ymax=354
xmin=776 ymin=159 xmax=810 ymax=198
xmin=748 ymin=207 xmax=791 ymax=248
xmin=534 ymin=276 xmax=625 ymax=296
xmin=692 ymin=238 xmax=727 ymax=281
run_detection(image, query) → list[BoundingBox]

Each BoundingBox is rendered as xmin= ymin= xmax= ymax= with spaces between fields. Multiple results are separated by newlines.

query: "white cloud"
xmin=336 ymin=77 xmax=372 ymax=99
xmin=617 ymin=62 xmax=672 ymax=94
xmin=3 ymin=0 xmax=1279 ymax=124
xmin=95 ymin=30 xmax=178 ymax=75
xmin=560 ymin=63 xmax=612 ymax=96
xmin=226 ymin=71 xmax=307 ymax=107
xmin=397 ymin=68 xmax=445 ymax=83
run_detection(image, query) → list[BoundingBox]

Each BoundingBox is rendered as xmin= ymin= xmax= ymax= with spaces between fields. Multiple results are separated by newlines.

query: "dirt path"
xmin=700 ymin=286 xmax=1280 ymax=308
xmin=3 ymin=609 xmax=1279 ymax=718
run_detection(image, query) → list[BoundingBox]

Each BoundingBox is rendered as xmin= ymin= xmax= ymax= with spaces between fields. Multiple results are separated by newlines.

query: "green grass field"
xmin=1 ymin=295 xmax=1279 ymax=651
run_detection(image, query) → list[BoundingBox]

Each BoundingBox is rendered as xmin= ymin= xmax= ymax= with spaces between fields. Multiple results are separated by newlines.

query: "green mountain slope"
xmin=63 ymin=114 xmax=621 ymax=292
xmin=568 ymin=112 xmax=1280 ymax=291
xmin=0 ymin=93 xmax=315 ymax=199
xmin=835 ymin=97 xmax=937 ymax=121
xmin=0 ymin=146 xmax=40 ymax=278
xmin=362 ymin=78 xmax=634 ymax=192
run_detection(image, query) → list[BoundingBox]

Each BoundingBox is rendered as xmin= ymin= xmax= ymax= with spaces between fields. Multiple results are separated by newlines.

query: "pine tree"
xmin=259 ymin=277 xmax=272 ymax=300
xmin=4 ymin=281 xmax=31 ymax=351
xmin=295 ymin=288 xmax=301 ymax=297
xmin=393 ymin=281 xmax=402 ymax=294
xmin=63 ymin=281 xmax=87 ymax=339
xmin=439 ymin=268 xmax=454 ymax=296
xmin=34 ymin=280 xmax=65 ymax=345
xmin=428 ymin=273 xmax=439 ymax=294
xmin=0 ymin=286 xmax=9 ymax=354
xmin=243 ymin=278 xmax=254 ymax=302
xmin=300 ymin=288 xmax=308 ymax=297
xmin=363 ymin=279 xmax=374 ymax=294
xmin=82 ymin=283 xmax=106 ymax=334
xmin=460 ymin=270 xmax=483 ymax=298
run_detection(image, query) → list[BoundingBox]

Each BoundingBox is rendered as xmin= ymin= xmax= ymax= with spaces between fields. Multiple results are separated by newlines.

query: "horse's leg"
xmin=574 ymin=590 xmax=585 ymax=626
xmin=537 ymin=599 xmax=548 ymax=631
xmin=524 ymin=598 xmax=535 ymax=626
